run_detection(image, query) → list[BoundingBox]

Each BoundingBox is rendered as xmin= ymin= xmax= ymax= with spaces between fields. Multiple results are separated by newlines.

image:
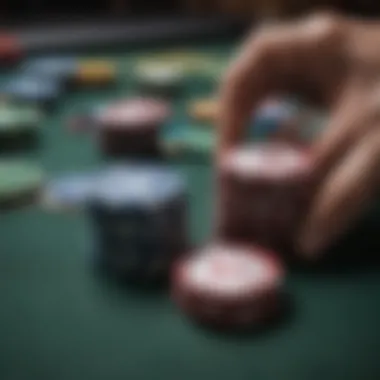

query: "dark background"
xmin=2 ymin=0 xmax=380 ymax=24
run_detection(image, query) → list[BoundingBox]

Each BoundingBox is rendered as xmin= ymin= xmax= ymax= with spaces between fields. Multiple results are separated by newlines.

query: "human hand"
xmin=217 ymin=12 xmax=380 ymax=257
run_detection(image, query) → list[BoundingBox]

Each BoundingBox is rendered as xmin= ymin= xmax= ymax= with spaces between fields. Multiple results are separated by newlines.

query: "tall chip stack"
xmin=90 ymin=164 xmax=187 ymax=284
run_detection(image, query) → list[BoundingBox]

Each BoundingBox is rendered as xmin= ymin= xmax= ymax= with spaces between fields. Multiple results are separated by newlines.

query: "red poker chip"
xmin=0 ymin=34 xmax=22 ymax=64
xmin=172 ymin=243 xmax=284 ymax=328
xmin=221 ymin=142 xmax=311 ymax=182
xmin=98 ymin=97 xmax=171 ymax=129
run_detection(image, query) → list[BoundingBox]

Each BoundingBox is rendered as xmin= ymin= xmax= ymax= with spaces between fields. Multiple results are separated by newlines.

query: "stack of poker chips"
xmin=69 ymin=98 xmax=171 ymax=159
xmin=135 ymin=61 xmax=186 ymax=99
xmin=89 ymin=164 xmax=187 ymax=284
xmin=95 ymin=98 xmax=171 ymax=158
xmin=171 ymin=141 xmax=312 ymax=331
xmin=0 ymin=102 xmax=43 ymax=152
xmin=218 ymin=142 xmax=312 ymax=252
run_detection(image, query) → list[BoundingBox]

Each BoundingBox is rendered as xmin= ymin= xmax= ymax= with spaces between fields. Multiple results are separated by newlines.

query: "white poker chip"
xmin=92 ymin=164 xmax=185 ymax=209
xmin=223 ymin=143 xmax=310 ymax=180
xmin=98 ymin=98 xmax=170 ymax=128
xmin=137 ymin=62 xmax=184 ymax=84
xmin=175 ymin=244 xmax=283 ymax=301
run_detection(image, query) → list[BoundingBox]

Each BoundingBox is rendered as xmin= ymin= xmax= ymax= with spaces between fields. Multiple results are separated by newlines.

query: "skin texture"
xmin=217 ymin=13 xmax=380 ymax=258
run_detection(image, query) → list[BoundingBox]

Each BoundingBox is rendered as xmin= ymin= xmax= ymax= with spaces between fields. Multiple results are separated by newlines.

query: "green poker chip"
xmin=0 ymin=103 xmax=42 ymax=132
xmin=0 ymin=103 xmax=43 ymax=151
xmin=0 ymin=160 xmax=44 ymax=209
xmin=163 ymin=128 xmax=216 ymax=156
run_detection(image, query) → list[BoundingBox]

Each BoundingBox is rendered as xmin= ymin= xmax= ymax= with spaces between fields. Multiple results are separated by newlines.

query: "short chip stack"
xmin=172 ymin=243 xmax=284 ymax=329
xmin=1 ymin=75 xmax=63 ymax=109
xmin=0 ymin=102 xmax=43 ymax=151
xmin=135 ymin=61 xmax=185 ymax=98
xmin=90 ymin=164 xmax=187 ymax=283
xmin=96 ymin=97 xmax=171 ymax=158
xmin=218 ymin=142 xmax=312 ymax=252
xmin=74 ymin=60 xmax=116 ymax=88
xmin=20 ymin=57 xmax=78 ymax=87
xmin=0 ymin=35 xmax=22 ymax=65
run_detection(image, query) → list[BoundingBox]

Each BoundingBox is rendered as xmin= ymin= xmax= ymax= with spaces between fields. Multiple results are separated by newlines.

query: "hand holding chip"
xmin=218 ymin=12 xmax=380 ymax=257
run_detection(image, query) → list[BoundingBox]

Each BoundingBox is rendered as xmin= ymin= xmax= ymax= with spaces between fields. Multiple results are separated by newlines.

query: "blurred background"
xmin=2 ymin=0 xmax=380 ymax=24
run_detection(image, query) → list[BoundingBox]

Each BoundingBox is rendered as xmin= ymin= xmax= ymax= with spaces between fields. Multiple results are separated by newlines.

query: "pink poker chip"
xmin=173 ymin=243 xmax=283 ymax=304
xmin=98 ymin=98 xmax=171 ymax=129
xmin=221 ymin=143 xmax=311 ymax=181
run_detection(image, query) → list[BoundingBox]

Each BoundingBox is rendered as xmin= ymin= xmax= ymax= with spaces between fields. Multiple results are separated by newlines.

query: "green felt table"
xmin=1 ymin=39 xmax=380 ymax=380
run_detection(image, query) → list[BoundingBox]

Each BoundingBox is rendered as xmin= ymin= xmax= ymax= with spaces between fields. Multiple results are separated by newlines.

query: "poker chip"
xmin=0 ymin=160 xmax=44 ymax=209
xmin=172 ymin=243 xmax=284 ymax=329
xmin=0 ymin=102 xmax=42 ymax=131
xmin=0 ymin=102 xmax=43 ymax=151
xmin=135 ymin=51 xmax=206 ymax=74
xmin=135 ymin=61 xmax=185 ymax=97
xmin=20 ymin=56 xmax=78 ymax=83
xmin=96 ymin=97 xmax=171 ymax=158
xmin=218 ymin=142 xmax=312 ymax=251
xmin=91 ymin=164 xmax=186 ymax=209
xmin=41 ymin=172 xmax=95 ymax=212
xmin=1 ymin=76 xmax=62 ymax=108
xmin=188 ymin=98 xmax=219 ymax=124
xmin=163 ymin=128 xmax=216 ymax=157
xmin=221 ymin=142 xmax=310 ymax=181
xmin=98 ymin=98 xmax=170 ymax=129
xmin=0 ymin=34 xmax=22 ymax=65
xmin=89 ymin=164 xmax=187 ymax=283
xmin=251 ymin=99 xmax=302 ymax=142
xmin=74 ymin=60 xmax=116 ymax=88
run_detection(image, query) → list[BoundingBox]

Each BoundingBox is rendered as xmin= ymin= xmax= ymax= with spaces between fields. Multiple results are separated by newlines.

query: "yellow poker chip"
xmin=188 ymin=98 xmax=219 ymax=124
xmin=135 ymin=50 xmax=210 ymax=74
xmin=75 ymin=60 xmax=116 ymax=86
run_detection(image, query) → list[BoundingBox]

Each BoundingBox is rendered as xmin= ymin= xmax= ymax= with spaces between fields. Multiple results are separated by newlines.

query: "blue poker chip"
xmin=42 ymin=172 xmax=96 ymax=211
xmin=91 ymin=164 xmax=186 ymax=210
xmin=1 ymin=76 xmax=62 ymax=105
xmin=20 ymin=56 xmax=78 ymax=81
xmin=251 ymin=99 xmax=299 ymax=138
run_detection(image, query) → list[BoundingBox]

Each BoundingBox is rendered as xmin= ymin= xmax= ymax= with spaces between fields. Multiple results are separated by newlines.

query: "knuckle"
xmin=304 ymin=12 xmax=344 ymax=42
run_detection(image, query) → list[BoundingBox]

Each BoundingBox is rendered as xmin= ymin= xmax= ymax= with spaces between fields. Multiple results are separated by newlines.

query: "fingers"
xmin=311 ymin=81 xmax=372 ymax=180
xmin=299 ymin=127 xmax=380 ymax=257
xmin=217 ymin=13 xmax=346 ymax=158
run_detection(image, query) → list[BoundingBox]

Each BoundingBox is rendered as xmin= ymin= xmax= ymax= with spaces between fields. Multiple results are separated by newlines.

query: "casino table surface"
xmin=1 ymin=40 xmax=380 ymax=380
